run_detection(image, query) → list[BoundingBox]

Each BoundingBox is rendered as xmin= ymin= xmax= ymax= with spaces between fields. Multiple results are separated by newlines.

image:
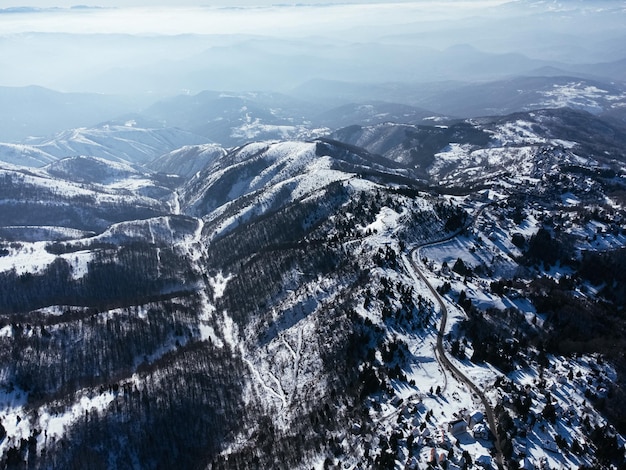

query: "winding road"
xmin=408 ymin=203 xmax=505 ymax=468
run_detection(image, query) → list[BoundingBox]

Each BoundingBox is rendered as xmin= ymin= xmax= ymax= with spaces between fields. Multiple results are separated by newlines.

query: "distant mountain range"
xmin=0 ymin=123 xmax=211 ymax=167
xmin=2 ymin=74 xmax=624 ymax=147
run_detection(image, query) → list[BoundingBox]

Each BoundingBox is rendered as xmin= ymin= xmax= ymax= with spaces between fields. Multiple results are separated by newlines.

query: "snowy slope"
xmin=332 ymin=123 xmax=423 ymax=166
xmin=332 ymin=108 xmax=626 ymax=188
xmin=66 ymin=215 xmax=201 ymax=248
xmin=534 ymin=81 xmax=626 ymax=114
xmin=24 ymin=123 xmax=211 ymax=166
xmin=0 ymin=215 xmax=201 ymax=280
xmin=181 ymin=139 xmax=414 ymax=234
xmin=148 ymin=143 xmax=227 ymax=178
xmin=0 ymin=142 xmax=56 ymax=167
xmin=415 ymin=76 xmax=626 ymax=118
xmin=313 ymin=101 xmax=444 ymax=129
xmin=0 ymin=162 xmax=173 ymax=233
xmin=330 ymin=121 xmax=483 ymax=175
xmin=45 ymin=155 xmax=141 ymax=184
xmin=145 ymin=90 xmax=327 ymax=147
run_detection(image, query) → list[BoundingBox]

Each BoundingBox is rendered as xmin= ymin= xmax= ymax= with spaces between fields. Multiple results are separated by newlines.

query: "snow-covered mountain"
xmin=23 ymin=123 xmax=212 ymax=166
xmin=2 ymin=0 xmax=626 ymax=465
xmin=180 ymin=138 xmax=413 ymax=223
xmin=0 ymin=85 xmax=143 ymax=142
xmin=332 ymin=107 xmax=626 ymax=187
xmin=414 ymin=76 xmax=626 ymax=119
xmin=142 ymin=91 xmax=449 ymax=148
xmin=0 ymin=104 xmax=625 ymax=470
xmin=0 ymin=123 xmax=213 ymax=168
xmin=331 ymin=121 xmax=490 ymax=178
xmin=311 ymin=102 xmax=445 ymax=129
xmin=0 ymin=158 xmax=177 ymax=234
xmin=148 ymin=143 xmax=227 ymax=178
xmin=44 ymin=155 xmax=142 ymax=184
xmin=0 ymin=142 xmax=58 ymax=167
xmin=145 ymin=91 xmax=326 ymax=147
xmin=294 ymin=76 xmax=626 ymax=123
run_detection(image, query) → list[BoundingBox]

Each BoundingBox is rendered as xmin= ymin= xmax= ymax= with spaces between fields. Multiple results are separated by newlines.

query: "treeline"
xmin=0 ymin=199 xmax=167 ymax=233
xmin=205 ymin=182 xmax=353 ymax=328
xmin=0 ymin=171 xmax=169 ymax=232
xmin=19 ymin=341 xmax=248 ymax=470
xmin=0 ymin=242 xmax=199 ymax=313
xmin=578 ymin=248 xmax=626 ymax=307
xmin=0 ymin=298 xmax=200 ymax=400
xmin=0 ymin=243 xmax=248 ymax=468
xmin=461 ymin=303 xmax=536 ymax=373
xmin=463 ymin=271 xmax=626 ymax=432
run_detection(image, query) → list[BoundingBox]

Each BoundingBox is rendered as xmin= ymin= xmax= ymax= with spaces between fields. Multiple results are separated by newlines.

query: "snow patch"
xmin=209 ymin=272 xmax=233 ymax=299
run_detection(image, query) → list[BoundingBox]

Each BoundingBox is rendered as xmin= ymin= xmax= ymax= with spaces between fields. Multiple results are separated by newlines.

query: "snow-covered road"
xmin=406 ymin=202 xmax=505 ymax=467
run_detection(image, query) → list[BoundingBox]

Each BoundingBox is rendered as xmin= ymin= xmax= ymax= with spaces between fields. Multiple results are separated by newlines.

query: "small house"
xmin=467 ymin=410 xmax=484 ymax=427
xmin=448 ymin=419 xmax=467 ymax=436
xmin=476 ymin=454 xmax=493 ymax=469
xmin=472 ymin=423 xmax=489 ymax=440
xmin=429 ymin=447 xmax=437 ymax=463
xmin=391 ymin=395 xmax=403 ymax=407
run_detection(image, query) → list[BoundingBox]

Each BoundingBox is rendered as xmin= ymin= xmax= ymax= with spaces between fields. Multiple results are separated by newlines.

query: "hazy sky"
xmin=1 ymin=0 xmax=624 ymax=94
xmin=0 ymin=1 xmax=509 ymax=36
xmin=1 ymin=0 xmax=440 ymax=5
xmin=0 ymin=0 xmax=431 ymax=6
